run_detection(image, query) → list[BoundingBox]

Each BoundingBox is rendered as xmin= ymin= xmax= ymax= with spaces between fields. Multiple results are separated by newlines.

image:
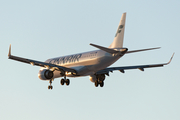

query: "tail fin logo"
xmin=115 ymin=25 xmax=124 ymax=37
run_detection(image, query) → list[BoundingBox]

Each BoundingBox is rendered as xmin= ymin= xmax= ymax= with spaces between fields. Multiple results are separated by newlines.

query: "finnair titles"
xmin=8 ymin=12 xmax=174 ymax=89
xmin=49 ymin=54 xmax=82 ymax=65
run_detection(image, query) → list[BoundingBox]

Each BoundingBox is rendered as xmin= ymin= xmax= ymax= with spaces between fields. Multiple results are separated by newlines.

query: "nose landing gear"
xmin=48 ymin=79 xmax=53 ymax=90
xmin=47 ymin=70 xmax=72 ymax=89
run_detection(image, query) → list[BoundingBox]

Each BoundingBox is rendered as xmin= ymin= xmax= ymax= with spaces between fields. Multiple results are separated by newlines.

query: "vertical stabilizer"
xmin=109 ymin=12 xmax=126 ymax=48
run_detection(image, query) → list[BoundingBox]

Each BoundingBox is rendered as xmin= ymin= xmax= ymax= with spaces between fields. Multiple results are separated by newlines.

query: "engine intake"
xmin=44 ymin=70 xmax=54 ymax=79
xmin=38 ymin=69 xmax=54 ymax=80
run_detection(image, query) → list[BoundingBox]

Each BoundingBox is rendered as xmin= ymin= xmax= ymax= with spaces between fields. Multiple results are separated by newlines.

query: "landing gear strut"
xmin=48 ymin=79 xmax=53 ymax=89
xmin=94 ymin=74 xmax=105 ymax=87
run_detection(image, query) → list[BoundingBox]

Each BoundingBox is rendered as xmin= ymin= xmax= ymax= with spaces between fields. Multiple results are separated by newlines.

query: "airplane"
xmin=8 ymin=12 xmax=174 ymax=89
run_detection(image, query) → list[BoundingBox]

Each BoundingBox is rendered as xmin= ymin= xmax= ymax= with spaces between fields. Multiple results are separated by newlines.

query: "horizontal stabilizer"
xmin=126 ymin=47 xmax=161 ymax=54
xmin=90 ymin=43 xmax=119 ymax=54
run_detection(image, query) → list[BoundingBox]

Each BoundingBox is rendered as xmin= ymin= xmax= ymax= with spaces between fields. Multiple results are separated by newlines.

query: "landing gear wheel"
xmin=61 ymin=79 xmax=65 ymax=85
xmin=95 ymin=80 xmax=99 ymax=87
xmin=48 ymin=85 xmax=53 ymax=89
xmin=66 ymin=79 xmax=70 ymax=86
xmin=100 ymin=81 xmax=104 ymax=87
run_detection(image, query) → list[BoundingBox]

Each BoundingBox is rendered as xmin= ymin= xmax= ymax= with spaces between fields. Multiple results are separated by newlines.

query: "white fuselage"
xmin=42 ymin=49 xmax=123 ymax=79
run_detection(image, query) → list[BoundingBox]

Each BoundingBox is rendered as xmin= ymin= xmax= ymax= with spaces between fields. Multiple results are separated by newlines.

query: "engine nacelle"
xmin=89 ymin=75 xmax=97 ymax=83
xmin=89 ymin=74 xmax=106 ymax=83
xmin=38 ymin=69 xmax=54 ymax=80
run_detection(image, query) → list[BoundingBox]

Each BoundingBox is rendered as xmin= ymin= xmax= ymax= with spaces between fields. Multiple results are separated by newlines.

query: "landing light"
xmin=138 ymin=68 xmax=144 ymax=71
xmin=119 ymin=69 xmax=125 ymax=73
xmin=30 ymin=62 xmax=34 ymax=66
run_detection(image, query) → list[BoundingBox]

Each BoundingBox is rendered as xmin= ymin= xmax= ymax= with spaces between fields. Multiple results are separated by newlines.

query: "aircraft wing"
xmin=95 ymin=53 xmax=174 ymax=75
xmin=8 ymin=45 xmax=77 ymax=74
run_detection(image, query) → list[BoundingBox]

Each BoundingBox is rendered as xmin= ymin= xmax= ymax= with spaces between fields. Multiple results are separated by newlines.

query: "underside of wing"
xmin=95 ymin=53 xmax=174 ymax=75
xmin=8 ymin=45 xmax=77 ymax=74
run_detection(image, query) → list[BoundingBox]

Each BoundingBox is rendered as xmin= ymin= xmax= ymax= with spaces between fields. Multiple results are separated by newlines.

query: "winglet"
xmin=166 ymin=53 xmax=175 ymax=65
xmin=8 ymin=44 xmax=11 ymax=57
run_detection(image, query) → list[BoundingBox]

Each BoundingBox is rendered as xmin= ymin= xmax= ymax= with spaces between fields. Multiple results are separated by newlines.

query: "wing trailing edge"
xmin=95 ymin=53 xmax=175 ymax=75
xmin=8 ymin=44 xmax=77 ymax=74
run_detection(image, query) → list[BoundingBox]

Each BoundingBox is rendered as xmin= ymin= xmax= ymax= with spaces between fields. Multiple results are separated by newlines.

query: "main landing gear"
xmin=48 ymin=77 xmax=70 ymax=90
xmin=95 ymin=80 xmax=104 ymax=87
xmin=47 ymin=71 xmax=71 ymax=89
xmin=60 ymin=76 xmax=70 ymax=86
xmin=94 ymin=74 xmax=105 ymax=87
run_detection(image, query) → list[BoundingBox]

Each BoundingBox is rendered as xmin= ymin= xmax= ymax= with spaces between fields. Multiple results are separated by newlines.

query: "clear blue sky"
xmin=0 ymin=0 xmax=180 ymax=120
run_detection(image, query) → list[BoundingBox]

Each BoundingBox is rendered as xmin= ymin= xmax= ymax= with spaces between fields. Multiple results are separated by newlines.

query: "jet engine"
xmin=89 ymin=75 xmax=97 ymax=83
xmin=38 ymin=69 xmax=54 ymax=80
xmin=89 ymin=74 xmax=106 ymax=82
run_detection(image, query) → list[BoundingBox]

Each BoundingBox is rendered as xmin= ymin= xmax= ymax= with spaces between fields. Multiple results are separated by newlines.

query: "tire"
xmin=100 ymin=81 xmax=104 ymax=87
xmin=61 ymin=79 xmax=65 ymax=85
xmin=95 ymin=80 xmax=99 ymax=87
xmin=48 ymin=85 xmax=53 ymax=89
xmin=66 ymin=79 xmax=70 ymax=86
